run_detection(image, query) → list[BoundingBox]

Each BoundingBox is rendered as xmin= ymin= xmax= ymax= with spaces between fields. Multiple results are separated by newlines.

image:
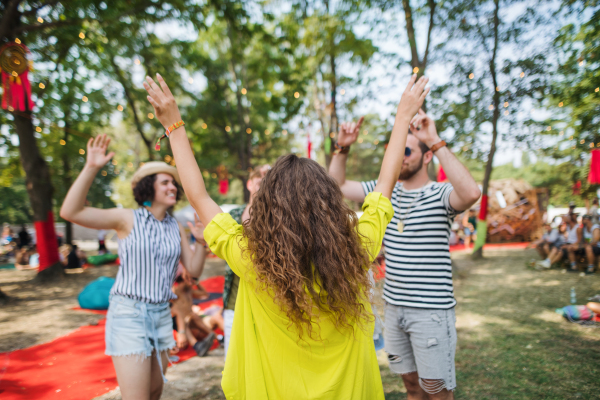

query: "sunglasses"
xmin=405 ymin=147 xmax=412 ymax=157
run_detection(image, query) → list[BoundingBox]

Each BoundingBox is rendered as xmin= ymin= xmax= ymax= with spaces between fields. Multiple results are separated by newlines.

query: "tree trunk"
xmin=14 ymin=112 xmax=63 ymax=281
xmin=327 ymin=47 xmax=337 ymax=169
xmin=472 ymin=0 xmax=500 ymax=260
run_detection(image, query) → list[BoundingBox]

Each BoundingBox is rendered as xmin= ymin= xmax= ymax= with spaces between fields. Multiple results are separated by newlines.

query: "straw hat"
xmin=131 ymin=161 xmax=181 ymax=189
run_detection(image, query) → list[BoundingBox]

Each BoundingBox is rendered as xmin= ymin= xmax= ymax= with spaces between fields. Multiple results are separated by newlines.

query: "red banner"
xmin=34 ymin=211 xmax=60 ymax=271
xmin=478 ymin=194 xmax=488 ymax=221
xmin=589 ymin=150 xmax=600 ymax=184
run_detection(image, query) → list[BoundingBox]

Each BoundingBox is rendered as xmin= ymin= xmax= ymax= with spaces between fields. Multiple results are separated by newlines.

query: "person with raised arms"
xmin=60 ymin=137 xmax=213 ymax=400
xmin=142 ymin=72 xmax=429 ymax=399
xmin=329 ymin=108 xmax=481 ymax=399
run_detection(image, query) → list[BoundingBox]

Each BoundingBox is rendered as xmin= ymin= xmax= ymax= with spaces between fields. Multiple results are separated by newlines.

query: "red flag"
xmin=589 ymin=150 xmax=600 ymax=184
xmin=307 ymin=137 xmax=312 ymax=159
xmin=437 ymin=166 xmax=447 ymax=182
xmin=478 ymin=194 xmax=488 ymax=220
xmin=219 ymin=179 xmax=229 ymax=195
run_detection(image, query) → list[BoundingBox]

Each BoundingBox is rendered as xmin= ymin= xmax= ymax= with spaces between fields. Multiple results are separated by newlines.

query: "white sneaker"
xmin=535 ymin=259 xmax=551 ymax=269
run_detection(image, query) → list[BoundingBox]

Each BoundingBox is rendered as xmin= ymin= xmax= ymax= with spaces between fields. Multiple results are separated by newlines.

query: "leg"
xmin=223 ymin=309 xmax=235 ymax=359
xmin=112 ymin=355 xmax=153 ymax=400
xmin=384 ymin=304 xmax=423 ymax=400
xmin=401 ymin=372 xmax=427 ymax=400
xmin=188 ymin=313 xmax=212 ymax=336
xmin=585 ymin=244 xmax=595 ymax=266
xmin=149 ymin=350 xmax=169 ymax=400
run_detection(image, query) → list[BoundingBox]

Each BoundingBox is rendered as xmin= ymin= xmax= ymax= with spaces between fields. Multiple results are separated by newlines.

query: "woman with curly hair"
xmin=60 ymin=141 xmax=214 ymax=400
xmin=143 ymin=72 xmax=429 ymax=399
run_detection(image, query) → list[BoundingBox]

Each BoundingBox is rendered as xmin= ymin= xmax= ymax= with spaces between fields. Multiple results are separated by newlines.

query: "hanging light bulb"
xmin=469 ymin=73 xmax=474 ymax=79
xmin=35 ymin=127 xmax=42 ymax=132
xmin=225 ymin=126 xmax=231 ymax=132
xmin=79 ymin=149 xmax=85 ymax=155
xmin=282 ymin=130 xmax=288 ymax=136
xmin=202 ymin=123 xmax=207 ymax=129
xmin=246 ymin=128 xmax=252 ymax=134
xmin=60 ymin=139 xmax=66 ymax=145
xmin=504 ymin=102 xmax=509 ymax=108
xmin=117 ymin=105 xmax=123 ymax=111
xmin=558 ymin=102 xmax=563 ymax=107
xmin=520 ymin=72 xmax=525 ymax=78
xmin=294 ymin=92 xmax=300 ymax=98
xmin=148 ymin=113 xmax=154 ymax=119
xmin=135 ymin=59 xmax=141 ymax=65
xmin=488 ymin=105 xmax=494 ymax=110
xmin=82 ymin=96 xmax=88 ymax=102
xmin=188 ymin=77 xmax=194 ymax=84
xmin=241 ymin=88 xmax=247 ymax=95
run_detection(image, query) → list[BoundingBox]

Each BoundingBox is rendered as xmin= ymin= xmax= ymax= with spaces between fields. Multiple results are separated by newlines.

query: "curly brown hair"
xmin=132 ymin=174 xmax=182 ymax=206
xmin=243 ymin=154 xmax=374 ymax=340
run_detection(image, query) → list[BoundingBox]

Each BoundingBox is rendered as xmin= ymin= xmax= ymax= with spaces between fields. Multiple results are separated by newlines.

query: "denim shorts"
xmin=105 ymin=295 xmax=176 ymax=358
xmin=384 ymin=303 xmax=457 ymax=393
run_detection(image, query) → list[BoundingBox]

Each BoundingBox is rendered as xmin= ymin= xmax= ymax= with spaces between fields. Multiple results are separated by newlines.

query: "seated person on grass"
xmin=528 ymin=222 xmax=563 ymax=260
xmin=581 ymin=215 xmax=598 ymax=275
xmin=536 ymin=215 xmax=577 ymax=269
xmin=171 ymin=269 xmax=219 ymax=357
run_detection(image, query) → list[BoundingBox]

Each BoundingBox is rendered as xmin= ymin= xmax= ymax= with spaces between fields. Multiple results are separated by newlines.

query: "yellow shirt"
xmin=204 ymin=192 xmax=394 ymax=399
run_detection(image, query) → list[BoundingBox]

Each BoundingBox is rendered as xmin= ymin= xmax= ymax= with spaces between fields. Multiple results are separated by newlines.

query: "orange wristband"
xmin=155 ymin=120 xmax=185 ymax=151
xmin=430 ymin=140 xmax=447 ymax=153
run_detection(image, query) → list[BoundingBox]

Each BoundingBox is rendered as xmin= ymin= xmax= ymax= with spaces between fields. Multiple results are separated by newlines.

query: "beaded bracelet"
xmin=155 ymin=120 xmax=185 ymax=151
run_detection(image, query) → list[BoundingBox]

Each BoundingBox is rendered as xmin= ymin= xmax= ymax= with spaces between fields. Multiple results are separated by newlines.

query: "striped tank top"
xmin=111 ymin=208 xmax=181 ymax=304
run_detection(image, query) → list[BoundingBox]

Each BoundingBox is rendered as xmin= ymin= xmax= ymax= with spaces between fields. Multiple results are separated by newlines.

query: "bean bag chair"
xmin=86 ymin=253 xmax=118 ymax=266
xmin=78 ymin=277 xmax=115 ymax=310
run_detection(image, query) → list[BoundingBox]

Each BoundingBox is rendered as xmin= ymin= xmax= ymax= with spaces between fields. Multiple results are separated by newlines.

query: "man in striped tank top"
xmin=329 ymin=110 xmax=481 ymax=399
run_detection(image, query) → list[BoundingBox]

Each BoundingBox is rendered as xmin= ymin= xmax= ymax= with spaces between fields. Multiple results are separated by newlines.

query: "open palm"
xmin=85 ymin=134 xmax=115 ymax=169
xmin=338 ymin=116 xmax=365 ymax=147
xmin=188 ymin=214 xmax=206 ymax=244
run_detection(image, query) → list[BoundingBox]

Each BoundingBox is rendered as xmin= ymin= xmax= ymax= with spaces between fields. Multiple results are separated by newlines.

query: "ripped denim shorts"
xmin=384 ymin=303 xmax=457 ymax=394
xmin=105 ymin=295 xmax=176 ymax=359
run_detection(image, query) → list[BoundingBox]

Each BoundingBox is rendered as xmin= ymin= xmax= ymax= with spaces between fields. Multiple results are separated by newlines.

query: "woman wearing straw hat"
xmin=60 ymin=135 xmax=214 ymax=400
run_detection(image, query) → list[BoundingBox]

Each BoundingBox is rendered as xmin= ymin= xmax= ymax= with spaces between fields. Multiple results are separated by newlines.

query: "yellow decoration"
xmin=39 ymin=83 xmax=45 ymax=89
xmin=117 ymin=105 xmax=123 ymax=111
xmin=82 ymin=96 xmax=88 ymax=102
xmin=559 ymin=102 xmax=563 ymax=107
xmin=413 ymin=67 xmax=419 ymax=73
xmin=135 ymin=59 xmax=141 ymax=65
xmin=101 ymin=171 xmax=107 ymax=176
xmin=14 ymin=38 xmax=21 ymax=44
xmin=225 ymin=126 xmax=231 ymax=132
xmin=358 ymin=138 xmax=363 ymax=143
xmin=241 ymin=88 xmax=247 ymax=95
xmin=35 ymin=127 xmax=42 ymax=132
xmin=202 ymin=123 xmax=207 ymax=129
xmin=37 ymin=17 xmax=43 ymax=23
xmin=79 ymin=32 xmax=85 ymax=39
xmin=469 ymin=73 xmax=474 ymax=79
xmin=546 ymin=126 xmax=551 ymax=131
xmin=59 ymin=139 xmax=66 ymax=145
xmin=246 ymin=128 xmax=252 ymax=134
xmin=148 ymin=113 xmax=154 ymax=119
xmin=79 ymin=149 xmax=85 ymax=154
xmin=294 ymin=92 xmax=300 ymax=98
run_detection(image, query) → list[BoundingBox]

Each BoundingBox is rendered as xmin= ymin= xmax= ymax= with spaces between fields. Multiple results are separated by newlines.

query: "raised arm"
xmin=373 ymin=75 xmax=430 ymax=199
xmin=178 ymin=214 xmax=207 ymax=279
xmin=59 ymin=134 xmax=132 ymax=236
xmin=143 ymin=74 xmax=222 ymax=227
xmin=328 ymin=117 xmax=367 ymax=202
xmin=409 ymin=109 xmax=481 ymax=211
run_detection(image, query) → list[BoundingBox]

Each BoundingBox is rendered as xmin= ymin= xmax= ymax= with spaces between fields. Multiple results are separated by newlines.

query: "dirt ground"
xmin=2 ymin=248 xmax=599 ymax=399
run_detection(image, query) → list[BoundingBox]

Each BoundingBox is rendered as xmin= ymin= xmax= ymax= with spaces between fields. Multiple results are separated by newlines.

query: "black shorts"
xmin=593 ymin=247 xmax=600 ymax=256
xmin=562 ymin=246 xmax=585 ymax=258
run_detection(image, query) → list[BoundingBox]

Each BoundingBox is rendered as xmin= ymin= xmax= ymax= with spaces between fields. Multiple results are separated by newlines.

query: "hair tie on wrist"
xmin=155 ymin=120 xmax=185 ymax=151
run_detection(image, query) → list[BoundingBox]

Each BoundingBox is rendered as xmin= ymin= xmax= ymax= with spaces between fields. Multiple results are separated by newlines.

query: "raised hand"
xmin=337 ymin=116 xmax=364 ymax=147
xmin=143 ymin=74 xmax=182 ymax=129
xmin=85 ymin=134 xmax=115 ymax=170
xmin=187 ymin=214 xmax=206 ymax=245
xmin=396 ymin=74 xmax=430 ymax=121
xmin=409 ymin=109 xmax=441 ymax=148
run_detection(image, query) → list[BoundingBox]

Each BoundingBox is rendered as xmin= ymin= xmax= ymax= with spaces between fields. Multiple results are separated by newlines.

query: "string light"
xmin=496 ymin=87 xmax=500 ymax=91
xmin=340 ymin=89 xmax=345 ymax=95
xmin=504 ymin=102 xmax=509 ymax=108
xmin=520 ymin=72 xmax=525 ymax=78
xmin=294 ymin=92 xmax=300 ymax=98
xmin=282 ymin=130 xmax=288 ymax=136
xmin=14 ymin=38 xmax=21 ymax=44
xmin=188 ymin=77 xmax=193 ymax=84
xmin=329 ymin=132 xmax=335 ymax=138
xmin=59 ymin=139 xmax=66 ymax=145
xmin=37 ymin=17 xmax=43 ymax=23
xmin=79 ymin=149 xmax=85 ymax=154
xmin=265 ymin=129 xmax=270 ymax=135
xmin=357 ymin=138 xmax=363 ymax=143
xmin=469 ymin=73 xmax=474 ymax=79
xmin=134 ymin=59 xmax=141 ymax=65
xmin=547 ymin=126 xmax=551 ymax=131
xmin=579 ymin=61 xmax=584 ymax=66
xmin=559 ymin=102 xmax=563 ymax=107
xmin=246 ymin=128 xmax=252 ymax=134
xmin=413 ymin=67 xmax=419 ymax=73
xmin=7 ymin=106 xmax=14 ymax=112
xmin=35 ymin=127 xmax=42 ymax=132
xmin=225 ymin=126 xmax=231 ymax=132
xmin=101 ymin=171 xmax=107 ymax=176
xmin=488 ymin=105 xmax=494 ymax=110
xmin=580 ymin=139 xmax=585 ymax=144
xmin=202 ymin=123 xmax=207 ymax=129
xmin=112 ymin=160 xmax=118 ymax=165
xmin=241 ymin=88 xmax=247 ymax=95
xmin=127 ymin=162 xmax=133 ymax=169
xmin=211 ymin=173 xmax=217 ymax=179
xmin=374 ymin=140 xmax=379 ymax=145
xmin=164 ymin=155 xmax=172 ymax=162
xmin=79 ymin=32 xmax=85 ymax=39
xmin=202 ymin=171 xmax=209 ymax=178
xmin=596 ymin=88 xmax=599 ymax=93
xmin=591 ymin=143 xmax=595 ymax=148
xmin=570 ymin=136 xmax=573 ymax=140
xmin=504 ymin=110 xmax=509 ymax=116
xmin=117 ymin=105 xmax=123 ymax=111
xmin=39 ymin=83 xmax=45 ymax=89
xmin=363 ymin=130 xmax=368 ymax=135
xmin=559 ymin=131 xmax=564 ymax=136
xmin=147 ymin=113 xmax=154 ymax=119
xmin=82 ymin=96 xmax=88 ymax=102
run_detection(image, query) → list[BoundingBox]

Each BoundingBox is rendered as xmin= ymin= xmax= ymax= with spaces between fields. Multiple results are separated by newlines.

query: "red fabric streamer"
xmin=589 ymin=150 xmax=600 ymax=184
xmin=478 ymin=194 xmax=488 ymax=221
xmin=572 ymin=180 xmax=582 ymax=195
xmin=307 ymin=137 xmax=312 ymax=159
xmin=437 ymin=166 xmax=447 ymax=182
xmin=34 ymin=211 xmax=60 ymax=271
xmin=219 ymin=179 xmax=229 ymax=195
xmin=1 ymin=69 xmax=34 ymax=111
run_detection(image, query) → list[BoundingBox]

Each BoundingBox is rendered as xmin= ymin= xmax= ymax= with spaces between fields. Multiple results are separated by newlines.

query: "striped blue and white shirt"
xmin=362 ymin=180 xmax=458 ymax=309
xmin=111 ymin=208 xmax=181 ymax=304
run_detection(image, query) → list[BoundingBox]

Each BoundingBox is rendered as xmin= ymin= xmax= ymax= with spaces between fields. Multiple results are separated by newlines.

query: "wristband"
xmin=332 ymin=141 xmax=350 ymax=155
xmin=430 ymin=140 xmax=447 ymax=153
xmin=155 ymin=120 xmax=185 ymax=151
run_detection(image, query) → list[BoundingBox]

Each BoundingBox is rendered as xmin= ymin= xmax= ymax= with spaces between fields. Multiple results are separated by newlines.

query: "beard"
xmin=398 ymin=155 xmax=424 ymax=180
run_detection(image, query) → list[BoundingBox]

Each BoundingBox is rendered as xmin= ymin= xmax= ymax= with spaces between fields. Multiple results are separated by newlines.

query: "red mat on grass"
xmin=0 ymin=276 xmax=225 ymax=400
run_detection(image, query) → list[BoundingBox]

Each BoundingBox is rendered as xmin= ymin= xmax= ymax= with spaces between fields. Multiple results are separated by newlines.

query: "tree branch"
xmin=422 ymin=0 xmax=437 ymax=69
xmin=402 ymin=0 xmax=420 ymax=68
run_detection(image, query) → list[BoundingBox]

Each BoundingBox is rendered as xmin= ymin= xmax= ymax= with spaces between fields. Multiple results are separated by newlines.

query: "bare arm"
xmin=373 ymin=75 xmax=430 ymax=199
xmin=59 ymin=134 xmax=132 ymax=237
xmin=329 ymin=117 xmax=368 ymax=202
xmin=409 ymin=109 xmax=481 ymax=211
xmin=178 ymin=215 xmax=207 ymax=279
xmin=143 ymin=74 xmax=222 ymax=227
xmin=592 ymin=228 xmax=600 ymax=247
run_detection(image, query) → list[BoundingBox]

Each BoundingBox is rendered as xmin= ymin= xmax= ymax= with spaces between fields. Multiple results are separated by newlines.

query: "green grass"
xmin=378 ymin=249 xmax=600 ymax=400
